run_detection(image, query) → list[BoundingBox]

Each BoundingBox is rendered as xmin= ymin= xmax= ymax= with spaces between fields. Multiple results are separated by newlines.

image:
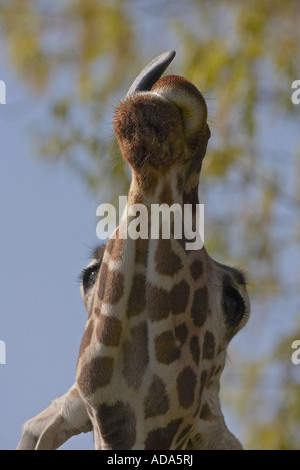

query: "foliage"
xmin=224 ymin=322 xmax=300 ymax=449
xmin=1 ymin=0 xmax=299 ymax=449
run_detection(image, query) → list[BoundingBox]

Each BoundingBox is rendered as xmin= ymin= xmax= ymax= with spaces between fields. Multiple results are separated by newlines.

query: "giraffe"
xmin=17 ymin=51 xmax=250 ymax=450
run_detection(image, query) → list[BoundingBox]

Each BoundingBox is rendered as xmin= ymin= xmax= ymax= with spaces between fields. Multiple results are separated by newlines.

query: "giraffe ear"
xmin=126 ymin=51 xmax=176 ymax=96
xmin=151 ymin=75 xmax=208 ymax=142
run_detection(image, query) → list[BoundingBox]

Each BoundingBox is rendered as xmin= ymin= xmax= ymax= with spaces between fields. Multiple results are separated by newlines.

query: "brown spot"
xmin=135 ymin=237 xmax=148 ymax=264
xmin=98 ymin=262 xmax=124 ymax=305
xmin=200 ymin=402 xmax=215 ymax=421
xmin=199 ymin=370 xmax=207 ymax=399
xmin=214 ymin=364 xmax=223 ymax=377
xmin=183 ymin=187 xmax=199 ymax=206
xmin=190 ymin=336 xmax=200 ymax=365
xmin=191 ymin=287 xmax=208 ymax=327
xmin=174 ymin=323 xmax=188 ymax=345
xmin=94 ymin=307 xmax=101 ymax=316
xmin=170 ymin=280 xmax=190 ymax=314
xmin=145 ymin=418 xmax=183 ymax=450
xmin=175 ymin=424 xmax=193 ymax=448
xmin=97 ymin=401 xmax=136 ymax=450
xmin=177 ymin=175 xmax=184 ymax=194
xmin=154 ymin=239 xmax=183 ymax=276
xmin=177 ymin=367 xmax=197 ymax=408
xmin=208 ymin=366 xmax=216 ymax=381
xmin=106 ymin=231 xmax=124 ymax=261
xmin=183 ymin=187 xmax=199 ymax=235
xmin=155 ymin=331 xmax=181 ymax=364
xmin=77 ymin=356 xmax=114 ymax=396
xmin=78 ymin=320 xmax=94 ymax=359
xmin=147 ymin=283 xmax=170 ymax=322
xmin=97 ymin=262 xmax=108 ymax=302
xmin=96 ymin=314 xmax=122 ymax=347
xmin=158 ymin=182 xmax=173 ymax=205
xmin=203 ymin=331 xmax=215 ymax=360
xmin=189 ymin=259 xmax=203 ymax=280
xmin=144 ymin=375 xmax=169 ymax=418
xmin=127 ymin=273 xmax=146 ymax=317
xmin=122 ymin=322 xmax=149 ymax=388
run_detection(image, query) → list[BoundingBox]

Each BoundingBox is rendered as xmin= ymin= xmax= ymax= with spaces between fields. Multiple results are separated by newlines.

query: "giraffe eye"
xmin=222 ymin=286 xmax=245 ymax=327
xmin=82 ymin=263 xmax=100 ymax=294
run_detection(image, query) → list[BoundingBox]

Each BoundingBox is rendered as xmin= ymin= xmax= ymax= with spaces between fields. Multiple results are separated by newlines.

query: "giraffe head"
xmin=113 ymin=52 xmax=210 ymax=207
xmin=77 ymin=52 xmax=250 ymax=450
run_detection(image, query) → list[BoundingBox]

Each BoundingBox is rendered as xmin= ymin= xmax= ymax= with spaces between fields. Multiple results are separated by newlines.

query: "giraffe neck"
xmin=76 ymin=170 xmax=209 ymax=450
xmin=127 ymin=169 xmax=200 ymax=209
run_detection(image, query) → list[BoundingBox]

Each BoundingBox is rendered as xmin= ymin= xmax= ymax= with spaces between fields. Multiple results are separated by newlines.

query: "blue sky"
xmin=0 ymin=49 xmax=98 ymax=448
